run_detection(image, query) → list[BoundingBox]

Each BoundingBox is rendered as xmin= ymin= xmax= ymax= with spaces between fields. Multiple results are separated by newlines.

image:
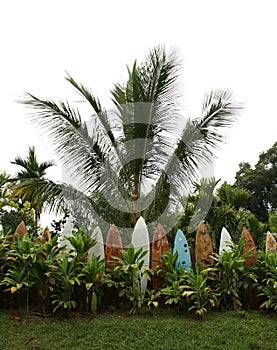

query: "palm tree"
xmin=21 ymin=46 xmax=241 ymax=231
xmin=11 ymin=146 xmax=54 ymax=223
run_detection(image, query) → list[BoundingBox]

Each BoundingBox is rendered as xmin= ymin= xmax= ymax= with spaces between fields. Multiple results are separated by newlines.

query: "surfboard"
xmin=60 ymin=215 xmax=74 ymax=255
xmin=131 ymin=217 xmax=150 ymax=300
xmin=241 ymin=227 xmax=258 ymax=308
xmin=105 ymin=224 xmax=123 ymax=269
xmin=173 ymin=229 xmax=191 ymax=272
xmin=219 ymin=227 xmax=233 ymax=253
xmin=14 ymin=221 xmax=27 ymax=239
xmin=266 ymin=231 xmax=277 ymax=254
xmin=195 ymin=221 xmax=214 ymax=269
xmin=151 ymin=223 xmax=169 ymax=290
xmin=42 ymin=226 xmax=51 ymax=242
xmin=241 ymin=226 xmax=257 ymax=267
xmin=151 ymin=223 xmax=169 ymax=269
xmin=88 ymin=226 xmax=105 ymax=262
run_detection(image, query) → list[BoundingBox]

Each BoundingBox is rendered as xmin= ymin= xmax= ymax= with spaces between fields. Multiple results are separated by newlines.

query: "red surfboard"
xmin=241 ymin=226 xmax=257 ymax=267
xmin=151 ymin=223 xmax=169 ymax=269
xmin=105 ymin=224 xmax=123 ymax=269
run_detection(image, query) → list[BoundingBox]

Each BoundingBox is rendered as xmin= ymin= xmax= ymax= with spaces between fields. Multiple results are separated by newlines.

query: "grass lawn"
xmin=0 ymin=309 xmax=276 ymax=350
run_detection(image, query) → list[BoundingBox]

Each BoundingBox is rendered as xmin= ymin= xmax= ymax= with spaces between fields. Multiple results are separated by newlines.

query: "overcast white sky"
xmin=1 ymin=1 xmax=277 ymax=220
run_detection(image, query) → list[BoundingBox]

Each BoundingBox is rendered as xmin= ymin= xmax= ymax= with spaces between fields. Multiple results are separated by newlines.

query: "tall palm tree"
xmin=11 ymin=146 xmax=54 ymax=222
xmin=21 ymin=46 xmax=241 ymax=231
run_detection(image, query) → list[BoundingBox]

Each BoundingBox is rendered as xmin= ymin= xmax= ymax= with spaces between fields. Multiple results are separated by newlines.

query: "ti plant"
xmin=142 ymin=289 xmax=161 ymax=314
xmin=79 ymin=255 xmax=105 ymax=314
xmin=105 ymin=245 xmax=148 ymax=315
xmin=180 ymin=263 xmax=217 ymax=318
xmin=157 ymin=251 xmax=187 ymax=310
xmin=64 ymin=227 xmax=96 ymax=261
xmin=49 ymin=255 xmax=81 ymax=313
xmin=0 ymin=264 xmax=35 ymax=315
xmin=254 ymin=250 xmax=277 ymax=311
xmin=31 ymin=235 xmax=63 ymax=314
xmin=0 ymin=234 xmax=42 ymax=314
xmin=211 ymin=237 xmax=251 ymax=309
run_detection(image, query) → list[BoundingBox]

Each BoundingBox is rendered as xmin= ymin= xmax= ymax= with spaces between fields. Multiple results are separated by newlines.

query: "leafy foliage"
xmin=253 ymin=250 xmax=277 ymax=311
xmin=105 ymin=245 xmax=148 ymax=314
xmin=79 ymin=256 xmax=105 ymax=313
xmin=0 ymin=200 xmax=37 ymax=237
xmin=64 ymin=227 xmax=96 ymax=261
xmin=180 ymin=263 xmax=217 ymax=318
xmin=211 ymin=238 xmax=252 ymax=309
xmin=49 ymin=255 xmax=81 ymax=313
xmin=234 ymin=142 xmax=277 ymax=222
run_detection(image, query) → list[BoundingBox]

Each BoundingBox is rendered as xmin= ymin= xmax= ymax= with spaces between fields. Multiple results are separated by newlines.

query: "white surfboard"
xmin=60 ymin=215 xmax=75 ymax=256
xmin=88 ymin=226 xmax=105 ymax=262
xmin=219 ymin=227 xmax=233 ymax=253
xmin=131 ymin=217 xmax=150 ymax=302
xmin=266 ymin=231 xmax=277 ymax=254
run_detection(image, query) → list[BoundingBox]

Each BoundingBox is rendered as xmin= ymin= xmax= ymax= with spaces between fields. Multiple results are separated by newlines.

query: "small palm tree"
xmin=11 ymin=146 xmax=54 ymax=223
xmin=20 ymin=46 xmax=241 ymax=230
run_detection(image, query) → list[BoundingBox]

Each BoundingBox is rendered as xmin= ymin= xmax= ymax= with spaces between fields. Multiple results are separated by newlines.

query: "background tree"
xmin=234 ymin=142 xmax=277 ymax=222
xmin=21 ymin=46 xmax=241 ymax=232
xmin=11 ymin=146 xmax=54 ymax=223
xmin=0 ymin=172 xmax=11 ymax=208
xmin=0 ymin=171 xmax=37 ymax=237
xmin=0 ymin=200 xmax=37 ymax=237
xmin=268 ymin=210 xmax=277 ymax=232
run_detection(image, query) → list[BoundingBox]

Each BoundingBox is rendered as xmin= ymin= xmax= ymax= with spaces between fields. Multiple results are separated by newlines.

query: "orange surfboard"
xmin=266 ymin=231 xmax=277 ymax=254
xmin=42 ymin=226 xmax=51 ymax=242
xmin=241 ymin=226 xmax=257 ymax=267
xmin=195 ymin=222 xmax=214 ymax=269
xmin=14 ymin=221 xmax=27 ymax=239
xmin=105 ymin=224 xmax=123 ymax=269
xmin=151 ymin=223 xmax=169 ymax=269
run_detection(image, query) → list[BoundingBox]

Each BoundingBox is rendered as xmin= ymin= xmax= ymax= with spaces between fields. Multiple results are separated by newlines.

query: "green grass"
xmin=0 ymin=309 xmax=276 ymax=350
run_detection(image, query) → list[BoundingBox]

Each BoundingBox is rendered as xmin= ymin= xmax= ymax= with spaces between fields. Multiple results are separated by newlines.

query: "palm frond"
xmin=198 ymin=89 xmax=242 ymax=147
xmin=144 ymin=91 xmax=241 ymax=219
xmin=21 ymin=94 xmax=109 ymax=192
xmin=65 ymin=72 xmax=117 ymax=146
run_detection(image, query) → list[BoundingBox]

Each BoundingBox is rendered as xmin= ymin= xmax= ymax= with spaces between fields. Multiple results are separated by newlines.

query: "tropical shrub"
xmin=211 ymin=238 xmax=250 ymax=309
xmin=49 ymin=255 xmax=81 ymax=313
xmin=180 ymin=263 xmax=217 ymax=318
xmin=105 ymin=245 xmax=148 ymax=315
xmin=142 ymin=289 xmax=161 ymax=313
xmin=253 ymin=250 xmax=277 ymax=311
xmin=157 ymin=251 xmax=187 ymax=309
xmin=0 ymin=234 xmax=41 ymax=314
xmin=31 ymin=235 xmax=63 ymax=313
xmin=79 ymin=256 xmax=105 ymax=313
xmin=64 ymin=227 xmax=96 ymax=261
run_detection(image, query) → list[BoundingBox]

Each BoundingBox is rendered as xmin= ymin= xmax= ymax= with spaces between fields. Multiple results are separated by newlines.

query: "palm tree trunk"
xmin=132 ymin=186 xmax=139 ymax=222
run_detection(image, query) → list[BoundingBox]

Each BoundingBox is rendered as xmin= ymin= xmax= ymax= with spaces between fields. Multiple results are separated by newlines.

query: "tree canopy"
xmin=234 ymin=142 xmax=277 ymax=222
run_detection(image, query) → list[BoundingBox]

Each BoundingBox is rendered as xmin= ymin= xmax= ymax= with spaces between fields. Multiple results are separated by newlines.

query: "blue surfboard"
xmin=173 ymin=229 xmax=191 ymax=271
